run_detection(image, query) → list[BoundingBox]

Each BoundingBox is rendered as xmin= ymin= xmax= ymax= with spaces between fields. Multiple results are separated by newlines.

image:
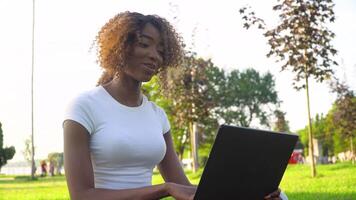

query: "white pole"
xmin=31 ymin=0 xmax=36 ymax=179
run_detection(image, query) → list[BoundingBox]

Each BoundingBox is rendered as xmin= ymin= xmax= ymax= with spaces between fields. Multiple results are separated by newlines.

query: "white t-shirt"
xmin=64 ymin=86 xmax=170 ymax=189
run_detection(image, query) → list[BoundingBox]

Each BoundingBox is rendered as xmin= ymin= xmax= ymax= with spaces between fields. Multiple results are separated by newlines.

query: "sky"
xmin=0 ymin=0 xmax=355 ymax=161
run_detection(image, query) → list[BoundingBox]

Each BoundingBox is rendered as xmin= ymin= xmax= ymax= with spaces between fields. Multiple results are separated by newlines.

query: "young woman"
xmin=63 ymin=11 xmax=283 ymax=200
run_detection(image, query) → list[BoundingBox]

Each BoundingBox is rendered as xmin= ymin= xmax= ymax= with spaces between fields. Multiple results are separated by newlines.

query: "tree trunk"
xmin=305 ymin=74 xmax=317 ymax=177
xmin=189 ymin=122 xmax=199 ymax=172
xmin=178 ymin=145 xmax=185 ymax=161
xmin=31 ymin=0 xmax=36 ymax=180
xmin=351 ymin=136 xmax=354 ymax=165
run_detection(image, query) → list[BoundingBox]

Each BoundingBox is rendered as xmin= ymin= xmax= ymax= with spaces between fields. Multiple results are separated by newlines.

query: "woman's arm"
xmin=63 ymin=120 xmax=170 ymax=200
xmin=157 ymin=131 xmax=192 ymax=186
xmin=157 ymin=131 xmax=197 ymax=200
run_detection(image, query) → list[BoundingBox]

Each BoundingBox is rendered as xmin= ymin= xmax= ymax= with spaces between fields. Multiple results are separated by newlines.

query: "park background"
xmin=0 ymin=0 xmax=355 ymax=199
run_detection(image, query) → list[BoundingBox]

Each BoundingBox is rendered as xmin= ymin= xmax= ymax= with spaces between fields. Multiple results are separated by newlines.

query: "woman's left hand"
xmin=264 ymin=188 xmax=281 ymax=200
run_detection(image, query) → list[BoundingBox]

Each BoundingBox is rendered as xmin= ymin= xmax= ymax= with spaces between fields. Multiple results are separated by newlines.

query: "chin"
xmin=141 ymin=75 xmax=154 ymax=83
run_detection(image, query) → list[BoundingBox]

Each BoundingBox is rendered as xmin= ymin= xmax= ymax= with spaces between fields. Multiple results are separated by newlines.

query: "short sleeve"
xmin=63 ymin=94 xmax=95 ymax=135
xmin=157 ymin=107 xmax=171 ymax=134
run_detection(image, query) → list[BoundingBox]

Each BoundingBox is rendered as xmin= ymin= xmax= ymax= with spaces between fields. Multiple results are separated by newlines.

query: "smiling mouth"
xmin=142 ymin=63 xmax=157 ymax=73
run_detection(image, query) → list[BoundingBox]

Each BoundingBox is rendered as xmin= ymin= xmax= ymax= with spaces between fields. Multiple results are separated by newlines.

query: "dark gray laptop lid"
xmin=194 ymin=125 xmax=298 ymax=200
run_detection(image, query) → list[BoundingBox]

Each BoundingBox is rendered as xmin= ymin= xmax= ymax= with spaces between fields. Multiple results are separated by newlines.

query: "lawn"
xmin=0 ymin=163 xmax=355 ymax=200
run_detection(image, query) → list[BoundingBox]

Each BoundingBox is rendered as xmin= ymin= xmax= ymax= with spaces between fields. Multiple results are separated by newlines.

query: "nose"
xmin=148 ymin=48 xmax=163 ymax=65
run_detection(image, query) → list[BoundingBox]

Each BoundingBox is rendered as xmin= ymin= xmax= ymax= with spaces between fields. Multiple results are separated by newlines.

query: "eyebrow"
xmin=140 ymin=34 xmax=163 ymax=47
xmin=140 ymin=34 xmax=154 ymax=41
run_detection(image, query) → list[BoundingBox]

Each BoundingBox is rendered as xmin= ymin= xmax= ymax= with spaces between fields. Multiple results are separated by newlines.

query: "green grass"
xmin=0 ymin=175 xmax=68 ymax=200
xmin=0 ymin=163 xmax=355 ymax=200
xmin=279 ymin=163 xmax=356 ymax=200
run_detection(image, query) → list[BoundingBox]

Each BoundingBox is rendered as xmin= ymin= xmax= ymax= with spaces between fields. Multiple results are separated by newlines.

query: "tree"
xmin=298 ymin=95 xmax=356 ymax=160
xmin=0 ymin=122 xmax=16 ymax=172
xmin=329 ymin=79 xmax=356 ymax=163
xmin=313 ymin=114 xmax=332 ymax=157
xmin=198 ymin=64 xmax=225 ymax=165
xmin=240 ymin=0 xmax=338 ymax=177
xmin=325 ymin=104 xmax=353 ymax=155
xmin=144 ymin=62 xmax=220 ymax=168
xmin=23 ymin=135 xmax=36 ymax=175
xmin=165 ymin=53 xmax=215 ymax=172
xmin=298 ymin=114 xmax=334 ymax=158
xmin=47 ymin=152 xmax=64 ymax=175
xmin=213 ymin=68 xmax=279 ymax=127
xmin=142 ymin=76 xmax=188 ymax=161
xmin=23 ymin=136 xmax=32 ymax=164
xmin=273 ymin=109 xmax=290 ymax=132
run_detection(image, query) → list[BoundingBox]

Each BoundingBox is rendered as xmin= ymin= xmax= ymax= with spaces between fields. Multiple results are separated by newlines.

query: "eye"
xmin=138 ymin=42 xmax=149 ymax=48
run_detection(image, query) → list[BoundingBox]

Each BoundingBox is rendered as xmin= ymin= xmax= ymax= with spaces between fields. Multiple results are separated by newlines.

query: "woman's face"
xmin=123 ymin=23 xmax=164 ymax=82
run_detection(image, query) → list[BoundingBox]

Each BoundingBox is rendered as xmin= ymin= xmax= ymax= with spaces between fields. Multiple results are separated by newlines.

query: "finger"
xmin=265 ymin=189 xmax=281 ymax=199
xmin=271 ymin=188 xmax=281 ymax=197
xmin=271 ymin=192 xmax=281 ymax=197
xmin=264 ymin=195 xmax=271 ymax=200
xmin=189 ymin=194 xmax=195 ymax=200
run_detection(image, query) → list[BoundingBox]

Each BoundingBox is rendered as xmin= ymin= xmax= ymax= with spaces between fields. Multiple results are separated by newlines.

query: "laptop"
xmin=193 ymin=125 xmax=298 ymax=200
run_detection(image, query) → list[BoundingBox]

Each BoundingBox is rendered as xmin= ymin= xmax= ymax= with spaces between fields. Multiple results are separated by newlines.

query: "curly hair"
xmin=95 ymin=11 xmax=184 ymax=86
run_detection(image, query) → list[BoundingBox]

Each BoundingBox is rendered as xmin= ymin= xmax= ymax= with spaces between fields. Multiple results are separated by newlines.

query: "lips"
xmin=142 ymin=63 xmax=157 ymax=73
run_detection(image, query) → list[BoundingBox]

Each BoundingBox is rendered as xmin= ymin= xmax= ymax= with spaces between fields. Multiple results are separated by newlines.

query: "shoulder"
xmin=64 ymin=86 xmax=105 ymax=118
xmin=64 ymin=87 xmax=102 ymax=134
xmin=146 ymin=97 xmax=167 ymax=116
xmin=145 ymin=97 xmax=171 ymax=134
xmin=67 ymin=86 xmax=103 ymax=107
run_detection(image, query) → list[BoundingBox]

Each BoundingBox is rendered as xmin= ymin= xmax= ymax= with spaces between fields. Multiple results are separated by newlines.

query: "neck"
xmin=104 ymin=77 xmax=143 ymax=107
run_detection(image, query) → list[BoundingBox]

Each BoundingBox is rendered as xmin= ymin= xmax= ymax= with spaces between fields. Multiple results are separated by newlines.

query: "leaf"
xmin=239 ymin=7 xmax=246 ymax=14
xmin=243 ymin=23 xmax=250 ymax=29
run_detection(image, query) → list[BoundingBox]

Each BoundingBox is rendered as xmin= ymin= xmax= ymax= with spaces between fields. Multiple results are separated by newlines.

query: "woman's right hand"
xmin=165 ymin=182 xmax=197 ymax=200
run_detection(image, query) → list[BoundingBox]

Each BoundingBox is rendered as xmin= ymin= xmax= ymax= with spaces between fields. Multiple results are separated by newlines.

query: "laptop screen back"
xmin=194 ymin=125 xmax=298 ymax=200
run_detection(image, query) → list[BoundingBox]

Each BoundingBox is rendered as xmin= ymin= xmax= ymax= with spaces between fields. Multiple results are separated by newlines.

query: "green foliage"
xmin=212 ymin=68 xmax=279 ymax=127
xmin=298 ymin=79 xmax=356 ymax=156
xmin=165 ymin=53 xmax=214 ymax=124
xmin=298 ymin=114 xmax=332 ymax=156
xmin=298 ymin=97 xmax=356 ymax=157
xmin=329 ymin=79 xmax=356 ymax=155
xmin=332 ymin=130 xmax=347 ymax=154
xmin=144 ymin=55 xmax=280 ymax=160
xmin=297 ymin=128 xmax=308 ymax=156
xmin=273 ymin=109 xmax=290 ymax=132
xmin=143 ymin=76 xmax=189 ymax=159
xmin=0 ymin=122 xmax=16 ymax=171
xmin=47 ymin=152 xmax=64 ymax=174
xmin=164 ymin=53 xmax=218 ymax=160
